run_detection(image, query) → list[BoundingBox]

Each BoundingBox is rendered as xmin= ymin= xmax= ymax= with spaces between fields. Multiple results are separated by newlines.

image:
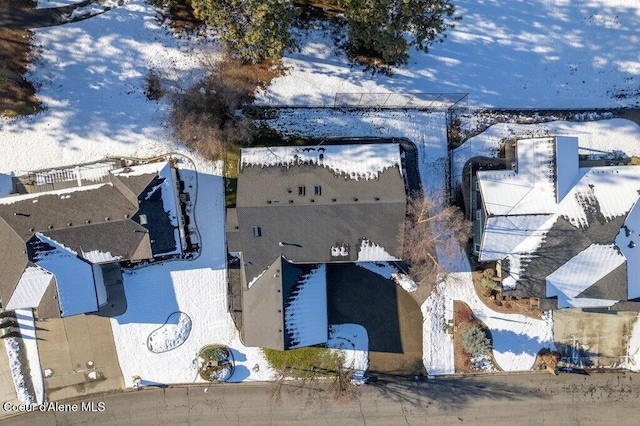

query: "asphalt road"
xmin=2 ymin=371 xmax=640 ymax=425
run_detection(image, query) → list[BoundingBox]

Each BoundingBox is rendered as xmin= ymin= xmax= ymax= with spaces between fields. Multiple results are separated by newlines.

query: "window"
xmin=298 ymin=186 xmax=305 ymax=196
xmin=252 ymin=226 xmax=262 ymax=237
xmin=314 ymin=185 xmax=322 ymax=196
xmin=474 ymin=243 xmax=480 ymax=252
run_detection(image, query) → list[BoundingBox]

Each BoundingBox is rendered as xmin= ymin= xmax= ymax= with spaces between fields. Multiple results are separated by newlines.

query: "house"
xmin=473 ymin=136 xmax=640 ymax=310
xmin=0 ymin=160 xmax=186 ymax=318
xmin=227 ymin=143 xmax=407 ymax=350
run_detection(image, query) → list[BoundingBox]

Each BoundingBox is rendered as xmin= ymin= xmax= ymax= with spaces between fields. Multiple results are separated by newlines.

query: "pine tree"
xmin=460 ymin=326 xmax=492 ymax=355
xmin=192 ymin=0 xmax=299 ymax=62
xmin=338 ymin=0 xmax=457 ymax=65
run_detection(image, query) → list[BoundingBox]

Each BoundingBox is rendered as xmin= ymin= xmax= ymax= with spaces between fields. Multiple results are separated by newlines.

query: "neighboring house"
xmin=227 ymin=143 xmax=407 ymax=350
xmin=0 ymin=161 xmax=186 ymax=318
xmin=473 ymin=136 xmax=640 ymax=310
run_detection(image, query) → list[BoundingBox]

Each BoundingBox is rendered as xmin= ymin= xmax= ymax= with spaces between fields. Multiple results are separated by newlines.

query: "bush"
xmin=169 ymin=56 xmax=282 ymax=161
xmin=480 ymin=286 xmax=493 ymax=298
xmin=480 ymin=276 xmax=501 ymax=291
xmin=338 ymin=0 xmax=457 ymax=66
xmin=460 ymin=326 xmax=491 ymax=355
xmin=199 ymin=345 xmax=233 ymax=382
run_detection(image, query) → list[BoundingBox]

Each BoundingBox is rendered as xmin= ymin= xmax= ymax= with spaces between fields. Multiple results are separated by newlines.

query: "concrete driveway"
xmin=35 ymin=315 xmax=123 ymax=401
xmin=554 ymin=309 xmax=639 ymax=367
xmin=0 ymin=343 xmax=20 ymax=409
xmin=327 ymin=264 xmax=423 ymax=376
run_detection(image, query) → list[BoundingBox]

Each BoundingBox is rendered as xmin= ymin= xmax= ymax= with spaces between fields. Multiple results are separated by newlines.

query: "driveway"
xmin=35 ymin=315 xmax=123 ymax=401
xmin=0 ymin=343 xmax=20 ymax=409
xmin=327 ymin=264 xmax=423 ymax=376
xmin=554 ymin=309 xmax=639 ymax=367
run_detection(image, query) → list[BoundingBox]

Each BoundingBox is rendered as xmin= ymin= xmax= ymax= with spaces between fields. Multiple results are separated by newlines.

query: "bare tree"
xmin=399 ymin=190 xmax=472 ymax=285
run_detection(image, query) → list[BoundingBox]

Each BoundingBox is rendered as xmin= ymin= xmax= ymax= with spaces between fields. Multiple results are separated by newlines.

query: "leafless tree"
xmin=399 ymin=190 xmax=472 ymax=285
xmin=269 ymin=362 xmax=359 ymax=407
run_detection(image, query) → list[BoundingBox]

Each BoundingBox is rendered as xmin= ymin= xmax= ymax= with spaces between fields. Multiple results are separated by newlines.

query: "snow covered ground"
xmin=258 ymin=1 xmax=640 ymax=108
xmin=110 ymin=167 xmax=276 ymax=387
xmin=0 ymin=0 xmax=220 ymax=176
xmin=262 ymin=108 xmax=555 ymax=373
xmin=36 ymin=0 xmax=85 ymax=8
xmin=0 ymin=0 xmax=275 ymax=390
xmin=327 ymin=324 xmax=368 ymax=384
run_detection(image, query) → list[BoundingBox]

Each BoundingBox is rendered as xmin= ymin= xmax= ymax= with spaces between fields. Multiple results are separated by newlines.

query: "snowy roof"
xmin=240 ymin=144 xmax=402 ymax=181
xmin=478 ymin=136 xmax=640 ymax=309
xmin=235 ymin=143 xmax=406 ymax=283
xmin=555 ymin=136 xmax=579 ymax=203
xmin=4 ymin=266 xmax=53 ymax=311
xmin=480 ymin=215 xmax=557 ymax=262
xmin=32 ymin=234 xmax=98 ymax=317
xmin=617 ymin=200 xmax=640 ymax=299
xmin=546 ymin=244 xmax=624 ymax=309
xmin=284 ymin=265 xmax=328 ymax=349
xmin=0 ymin=160 xmax=186 ymax=317
xmin=477 ymin=137 xmax=558 ymax=216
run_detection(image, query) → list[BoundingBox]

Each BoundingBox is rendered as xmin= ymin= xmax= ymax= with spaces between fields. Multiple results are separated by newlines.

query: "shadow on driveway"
xmin=327 ymin=264 xmax=423 ymax=375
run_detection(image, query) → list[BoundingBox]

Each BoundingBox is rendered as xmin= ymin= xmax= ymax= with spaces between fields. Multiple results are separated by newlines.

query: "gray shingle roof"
xmin=236 ymin=161 xmax=406 ymax=283
xmin=234 ymin=143 xmax=407 ymax=349
xmin=0 ymin=163 xmax=177 ymax=317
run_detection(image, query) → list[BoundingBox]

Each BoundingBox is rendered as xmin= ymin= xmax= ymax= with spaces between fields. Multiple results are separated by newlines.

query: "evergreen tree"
xmin=192 ymin=0 xmax=299 ymax=62
xmin=460 ymin=326 xmax=492 ymax=356
xmin=337 ymin=0 xmax=457 ymax=65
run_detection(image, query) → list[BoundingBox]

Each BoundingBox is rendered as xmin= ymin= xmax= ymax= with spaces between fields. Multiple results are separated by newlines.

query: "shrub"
xmin=480 ymin=276 xmax=500 ymax=291
xmin=168 ymin=55 xmax=281 ymax=161
xmin=480 ymin=286 xmax=493 ymax=298
xmin=460 ymin=326 xmax=492 ymax=356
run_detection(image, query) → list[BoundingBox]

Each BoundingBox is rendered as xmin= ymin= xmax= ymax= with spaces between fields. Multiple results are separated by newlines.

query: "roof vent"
xmin=267 ymin=200 xmax=272 ymax=204
xmin=124 ymin=214 xmax=129 ymax=218
xmin=29 ymin=228 xmax=34 ymax=232
xmin=375 ymin=197 xmax=380 ymax=201
xmin=353 ymin=198 xmax=358 ymax=202
xmin=289 ymin=200 xmax=293 ymax=204
xmin=48 ymin=225 xmax=53 ymax=229
xmin=310 ymin=199 xmax=315 ymax=203
xmin=332 ymin=198 xmax=337 ymax=202
xmin=67 ymin=222 xmax=73 ymax=227
xmin=86 ymin=220 xmax=91 ymax=224
xmin=105 ymin=217 xmax=110 ymax=221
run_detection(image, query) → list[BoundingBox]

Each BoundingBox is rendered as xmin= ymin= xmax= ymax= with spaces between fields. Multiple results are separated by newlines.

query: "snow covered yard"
xmin=258 ymin=1 xmax=640 ymax=108
xmin=0 ymin=0 xmax=220 ymax=176
xmin=110 ymin=168 xmax=275 ymax=387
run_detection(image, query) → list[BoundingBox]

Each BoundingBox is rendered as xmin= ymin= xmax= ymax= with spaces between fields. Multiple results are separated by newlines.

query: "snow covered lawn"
xmin=422 ymin=267 xmax=553 ymax=374
xmin=110 ymin=168 xmax=275 ymax=387
xmin=258 ymin=1 xmax=640 ymax=108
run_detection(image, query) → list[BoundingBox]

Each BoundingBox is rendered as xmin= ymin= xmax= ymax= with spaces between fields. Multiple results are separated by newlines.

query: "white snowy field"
xmin=258 ymin=1 xmax=640 ymax=108
xmin=451 ymin=118 xmax=640 ymax=191
xmin=36 ymin=0 xmax=85 ymax=8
